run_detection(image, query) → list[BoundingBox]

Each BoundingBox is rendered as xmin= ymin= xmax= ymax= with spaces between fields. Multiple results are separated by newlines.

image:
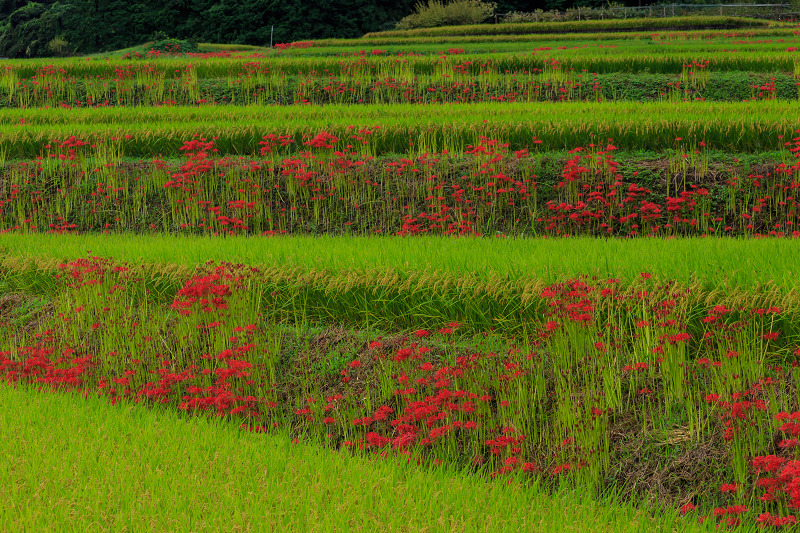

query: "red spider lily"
xmin=552 ymin=463 xmax=572 ymax=476
xmin=756 ymin=513 xmax=797 ymax=528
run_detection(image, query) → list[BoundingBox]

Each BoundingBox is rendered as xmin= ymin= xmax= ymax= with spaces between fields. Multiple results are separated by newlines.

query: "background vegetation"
xmin=1 ymin=0 xmax=790 ymax=57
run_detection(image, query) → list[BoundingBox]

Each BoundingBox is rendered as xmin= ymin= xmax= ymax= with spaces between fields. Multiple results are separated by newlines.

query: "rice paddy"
xmin=3 ymin=15 xmax=800 ymax=531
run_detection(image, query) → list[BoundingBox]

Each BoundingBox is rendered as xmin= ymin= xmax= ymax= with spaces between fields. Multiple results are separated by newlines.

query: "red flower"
xmin=552 ymin=463 xmax=572 ymax=475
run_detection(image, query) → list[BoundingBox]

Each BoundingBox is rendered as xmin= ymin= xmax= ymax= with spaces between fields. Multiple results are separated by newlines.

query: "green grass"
xmin=281 ymin=40 xmax=800 ymax=57
xmin=0 ymin=383 xmax=696 ymax=532
xmin=2 ymin=234 xmax=799 ymax=289
xmin=6 ymin=68 xmax=799 ymax=109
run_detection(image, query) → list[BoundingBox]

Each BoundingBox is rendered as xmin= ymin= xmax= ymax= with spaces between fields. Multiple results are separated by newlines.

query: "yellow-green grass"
xmin=0 ymin=384 xmax=696 ymax=532
xmin=2 ymin=234 xmax=799 ymax=290
xmin=15 ymin=100 xmax=797 ymax=127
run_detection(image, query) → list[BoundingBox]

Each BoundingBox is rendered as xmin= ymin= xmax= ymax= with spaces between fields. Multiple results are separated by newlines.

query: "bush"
xmin=501 ymin=2 xmax=792 ymax=23
xmin=147 ymin=38 xmax=199 ymax=54
xmin=46 ymin=35 xmax=71 ymax=56
xmin=0 ymin=2 xmax=68 ymax=58
xmin=502 ymin=3 xmax=627 ymax=23
xmin=396 ymin=0 xmax=496 ymax=30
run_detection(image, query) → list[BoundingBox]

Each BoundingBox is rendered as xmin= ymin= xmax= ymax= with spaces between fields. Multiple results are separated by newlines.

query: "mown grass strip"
xmin=0 ymin=384 xmax=692 ymax=532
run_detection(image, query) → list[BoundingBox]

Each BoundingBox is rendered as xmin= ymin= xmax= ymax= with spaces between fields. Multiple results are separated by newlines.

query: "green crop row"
xmin=4 ymin=24 xmax=800 ymax=80
xmin=1 ymin=384 xmax=681 ymax=532
xmin=2 ymin=234 xmax=799 ymax=291
xmin=0 ymin=101 xmax=795 ymax=157
xmin=3 ymin=70 xmax=798 ymax=109
xmin=1 ymin=141 xmax=797 ymax=238
xmin=265 ymin=31 xmax=800 ymax=59
xmin=2 ymin=252 xmax=800 ymax=524
xmin=362 ymin=16 xmax=771 ymax=39
xmin=2 ymin=249 xmax=798 ymax=341
xmin=313 ymin=26 xmax=800 ymax=47
xmin=3 ymin=49 xmax=798 ymax=80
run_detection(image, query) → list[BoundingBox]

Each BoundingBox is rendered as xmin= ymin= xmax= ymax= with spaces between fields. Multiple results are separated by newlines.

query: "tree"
xmin=0 ymin=1 xmax=70 ymax=58
xmin=0 ymin=0 xmax=460 ymax=57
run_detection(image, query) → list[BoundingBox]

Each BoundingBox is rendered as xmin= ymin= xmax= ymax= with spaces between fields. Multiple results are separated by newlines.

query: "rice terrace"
xmin=3 ymin=0 xmax=800 ymax=530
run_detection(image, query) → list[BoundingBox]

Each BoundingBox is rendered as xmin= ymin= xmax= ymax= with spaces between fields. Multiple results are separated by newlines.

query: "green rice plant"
xmin=0 ymin=101 xmax=796 ymax=157
xmin=0 ymin=383 xmax=705 ymax=532
xmin=2 ymin=242 xmax=799 ymax=344
xmin=1 ymin=40 xmax=798 ymax=95
xmin=2 ymin=254 xmax=798 ymax=527
xmin=363 ymin=16 xmax=770 ymax=38
xmin=313 ymin=26 xmax=800 ymax=48
xmin=2 ymin=234 xmax=799 ymax=291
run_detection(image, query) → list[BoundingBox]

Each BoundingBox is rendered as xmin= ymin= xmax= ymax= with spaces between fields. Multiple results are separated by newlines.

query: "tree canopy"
xmin=0 ymin=0 xmax=419 ymax=57
xmin=0 ymin=0 xmax=667 ymax=57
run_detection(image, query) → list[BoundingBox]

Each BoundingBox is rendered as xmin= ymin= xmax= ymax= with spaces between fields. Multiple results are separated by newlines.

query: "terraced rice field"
xmin=3 ymin=15 xmax=800 ymax=531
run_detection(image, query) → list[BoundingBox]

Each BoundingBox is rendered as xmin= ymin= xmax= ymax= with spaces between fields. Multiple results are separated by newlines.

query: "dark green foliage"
xmin=0 ymin=0 xmax=417 ymax=57
xmin=0 ymin=1 xmax=71 ymax=58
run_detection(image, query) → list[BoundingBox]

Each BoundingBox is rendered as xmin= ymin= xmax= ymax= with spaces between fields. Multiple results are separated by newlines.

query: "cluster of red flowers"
xmin=170 ymin=266 xmax=236 ymax=316
xmin=4 ymin=132 xmax=799 ymax=237
xmin=0 ymin=58 xmax=700 ymax=109
xmin=273 ymin=41 xmax=314 ymax=50
xmin=749 ymin=452 xmax=800 ymax=528
xmin=2 ymin=257 xmax=800 ymax=530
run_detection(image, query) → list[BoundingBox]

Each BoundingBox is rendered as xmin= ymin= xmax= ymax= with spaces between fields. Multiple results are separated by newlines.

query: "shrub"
xmin=147 ymin=38 xmax=200 ymax=55
xmin=46 ymin=35 xmax=70 ymax=56
xmin=502 ymin=3 xmax=627 ymax=23
xmin=396 ymin=0 xmax=496 ymax=30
